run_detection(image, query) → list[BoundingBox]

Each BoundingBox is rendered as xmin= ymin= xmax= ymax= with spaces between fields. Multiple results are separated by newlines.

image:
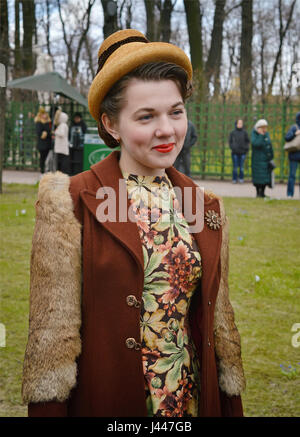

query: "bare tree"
xmin=144 ymin=0 xmax=157 ymax=40
xmin=118 ymin=0 xmax=133 ymax=29
xmin=204 ymin=0 xmax=226 ymax=100
xmin=57 ymin=0 xmax=96 ymax=86
xmin=143 ymin=0 xmax=176 ymax=42
xmin=0 ymin=0 xmax=9 ymax=66
xmin=183 ymin=0 xmax=204 ymax=99
xmin=0 ymin=0 xmax=9 ymax=194
xmin=14 ymin=0 xmax=21 ymax=78
xmin=22 ymin=0 xmax=36 ymax=75
xmin=45 ymin=0 xmax=53 ymax=57
xmin=267 ymin=0 xmax=297 ymax=96
xmin=158 ymin=0 xmax=177 ymax=42
xmin=101 ymin=0 xmax=119 ymax=39
xmin=240 ymin=0 xmax=253 ymax=104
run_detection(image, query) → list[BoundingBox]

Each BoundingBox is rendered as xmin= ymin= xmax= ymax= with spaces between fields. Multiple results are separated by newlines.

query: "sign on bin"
xmin=83 ymin=131 xmax=118 ymax=171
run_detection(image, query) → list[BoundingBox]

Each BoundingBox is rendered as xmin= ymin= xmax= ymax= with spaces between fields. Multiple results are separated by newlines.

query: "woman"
xmin=54 ymin=110 xmax=70 ymax=175
xmin=34 ymin=107 xmax=52 ymax=174
xmin=285 ymin=111 xmax=300 ymax=198
xmin=22 ymin=29 xmax=245 ymax=417
xmin=251 ymin=119 xmax=274 ymax=198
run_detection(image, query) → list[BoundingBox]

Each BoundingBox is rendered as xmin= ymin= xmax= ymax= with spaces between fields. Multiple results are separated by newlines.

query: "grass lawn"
xmin=0 ymin=183 xmax=299 ymax=417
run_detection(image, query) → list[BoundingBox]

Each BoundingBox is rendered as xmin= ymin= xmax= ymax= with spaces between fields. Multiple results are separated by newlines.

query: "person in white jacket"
xmin=54 ymin=111 xmax=70 ymax=174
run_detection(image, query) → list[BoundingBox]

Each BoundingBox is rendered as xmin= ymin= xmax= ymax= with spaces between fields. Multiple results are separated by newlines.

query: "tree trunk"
xmin=183 ymin=0 xmax=204 ymax=100
xmin=22 ymin=0 xmax=36 ymax=75
xmin=14 ymin=0 xmax=22 ymax=77
xmin=144 ymin=0 xmax=157 ymax=41
xmin=260 ymin=37 xmax=266 ymax=104
xmin=101 ymin=0 xmax=119 ymax=39
xmin=46 ymin=0 xmax=52 ymax=57
xmin=0 ymin=0 xmax=9 ymax=194
xmin=204 ymin=0 xmax=226 ymax=100
xmin=125 ymin=0 xmax=132 ymax=29
xmin=240 ymin=0 xmax=253 ymax=105
xmin=160 ymin=0 xmax=174 ymax=42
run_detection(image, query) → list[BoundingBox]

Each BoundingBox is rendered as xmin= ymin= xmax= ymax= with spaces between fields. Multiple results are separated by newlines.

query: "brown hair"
xmin=98 ymin=62 xmax=193 ymax=148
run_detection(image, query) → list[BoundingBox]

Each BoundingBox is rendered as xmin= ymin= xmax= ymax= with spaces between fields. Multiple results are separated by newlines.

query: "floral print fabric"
xmin=122 ymin=171 xmax=202 ymax=417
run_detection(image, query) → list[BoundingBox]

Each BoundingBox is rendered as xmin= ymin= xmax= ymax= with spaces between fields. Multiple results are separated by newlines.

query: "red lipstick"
xmin=153 ymin=143 xmax=175 ymax=153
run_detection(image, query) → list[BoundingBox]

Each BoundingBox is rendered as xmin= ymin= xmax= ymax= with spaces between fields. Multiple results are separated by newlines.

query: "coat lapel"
xmin=79 ymin=151 xmax=144 ymax=275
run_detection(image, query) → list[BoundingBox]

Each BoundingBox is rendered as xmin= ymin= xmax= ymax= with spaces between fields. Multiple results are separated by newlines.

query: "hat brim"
xmin=88 ymin=42 xmax=193 ymax=121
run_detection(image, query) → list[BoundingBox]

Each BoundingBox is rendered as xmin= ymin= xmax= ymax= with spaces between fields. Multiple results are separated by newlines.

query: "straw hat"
xmin=88 ymin=29 xmax=193 ymax=121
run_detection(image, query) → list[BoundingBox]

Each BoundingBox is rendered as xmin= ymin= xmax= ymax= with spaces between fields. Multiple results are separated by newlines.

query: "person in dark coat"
xmin=34 ymin=107 xmax=52 ymax=174
xmin=251 ymin=119 xmax=274 ymax=198
xmin=285 ymin=111 xmax=300 ymax=198
xmin=229 ymin=119 xmax=250 ymax=183
xmin=69 ymin=112 xmax=87 ymax=148
xmin=174 ymin=120 xmax=197 ymax=177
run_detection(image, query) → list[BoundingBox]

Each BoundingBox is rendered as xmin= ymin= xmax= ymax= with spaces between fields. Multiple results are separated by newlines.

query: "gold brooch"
xmin=205 ymin=210 xmax=222 ymax=230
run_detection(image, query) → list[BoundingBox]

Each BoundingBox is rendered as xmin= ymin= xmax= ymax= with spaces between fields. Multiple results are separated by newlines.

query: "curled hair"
xmin=98 ymin=62 xmax=193 ymax=148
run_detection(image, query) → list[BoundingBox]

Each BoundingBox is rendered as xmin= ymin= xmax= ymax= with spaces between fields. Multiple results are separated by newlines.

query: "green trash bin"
xmin=83 ymin=129 xmax=119 ymax=171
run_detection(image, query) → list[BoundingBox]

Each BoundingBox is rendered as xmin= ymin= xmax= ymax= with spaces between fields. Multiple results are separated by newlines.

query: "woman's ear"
xmin=101 ymin=113 xmax=120 ymax=142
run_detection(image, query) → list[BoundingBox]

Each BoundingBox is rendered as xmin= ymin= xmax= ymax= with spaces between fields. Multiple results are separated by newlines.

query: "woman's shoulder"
xmin=35 ymin=172 xmax=78 ymax=224
xmin=36 ymin=170 xmax=97 ymax=226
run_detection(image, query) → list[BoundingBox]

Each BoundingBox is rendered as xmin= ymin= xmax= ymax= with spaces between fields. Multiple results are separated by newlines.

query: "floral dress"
xmin=122 ymin=171 xmax=202 ymax=417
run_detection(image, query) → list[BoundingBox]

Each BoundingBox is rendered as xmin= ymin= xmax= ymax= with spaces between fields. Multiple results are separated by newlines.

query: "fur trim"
xmin=22 ymin=171 xmax=82 ymax=404
xmin=204 ymin=189 xmax=220 ymax=201
xmin=213 ymin=198 xmax=246 ymax=396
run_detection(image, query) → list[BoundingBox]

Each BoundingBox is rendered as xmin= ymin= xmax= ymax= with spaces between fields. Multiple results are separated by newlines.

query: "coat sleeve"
xmin=285 ymin=125 xmax=297 ymax=142
xmin=22 ymin=171 xmax=82 ymax=417
xmin=55 ymin=124 xmax=65 ymax=138
xmin=229 ymin=132 xmax=233 ymax=149
xmin=245 ymin=131 xmax=250 ymax=149
xmin=213 ymin=198 xmax=246 ymax=416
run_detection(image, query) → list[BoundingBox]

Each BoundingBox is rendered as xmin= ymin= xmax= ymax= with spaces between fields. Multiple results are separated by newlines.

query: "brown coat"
xmin=23 ymin=151 xmax=245 ymax=417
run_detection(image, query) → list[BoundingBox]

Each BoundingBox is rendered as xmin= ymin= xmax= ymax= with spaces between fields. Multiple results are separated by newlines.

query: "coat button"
xmin=208 ymin=338 xmax=211 ymax=347
xmin=126 ymin=295 xmax=137 ymax=307
xmin=208 ymin=300 xmax=212 ymax=306
xmin=125 ymin=337 xmax=136 ymax=349
xmin=126 ymin=295 xmax=141 ymax=308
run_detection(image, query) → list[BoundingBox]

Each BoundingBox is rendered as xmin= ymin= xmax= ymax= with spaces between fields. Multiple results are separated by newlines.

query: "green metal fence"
xmin=3 ymin=100 xmax=300 ymax=182
xmin=187 ymin=101 xmax=299 ymax=181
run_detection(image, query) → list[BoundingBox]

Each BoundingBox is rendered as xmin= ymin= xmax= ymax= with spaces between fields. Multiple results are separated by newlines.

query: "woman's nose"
xmin=155 ymin=116 xmax=175 ymax=137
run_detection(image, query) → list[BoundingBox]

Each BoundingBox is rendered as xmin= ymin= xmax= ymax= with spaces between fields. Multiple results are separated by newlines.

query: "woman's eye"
xmin=139 ymin=114 xmax=152 ymax=121
xmin=172 ymin=110 xmax=184 ymax=116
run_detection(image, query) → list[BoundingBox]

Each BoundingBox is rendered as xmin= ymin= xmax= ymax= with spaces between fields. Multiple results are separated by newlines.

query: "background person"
xmin=34 ymin=107 xmax=52 ymax=174
xmin=174 ymin=119 xmax=197 ymax=177
xmin=229 ymin=119 xmax=250 ymax=183
xmin=251 ymin=119 xmax=274 ymax=198
xmin=54 ymin=110 xmax=70 ymax=174
xmin=285 ymin=111 xmax=300 ymax=198
xmin=22 ymin=29 xmax=245 ymax=418
xmin=69 ymin=112 xmax=87 ymax=148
